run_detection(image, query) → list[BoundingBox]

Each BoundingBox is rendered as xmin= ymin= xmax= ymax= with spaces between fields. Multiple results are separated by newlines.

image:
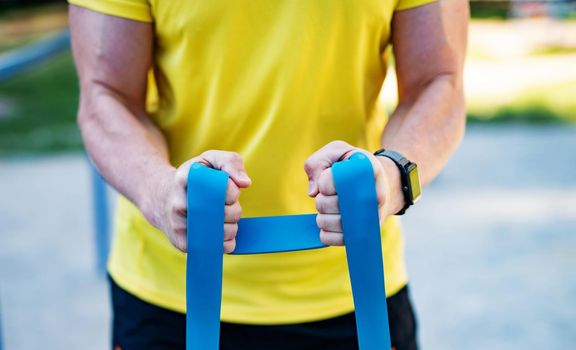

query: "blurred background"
xmin=0 ymin=0 xmax=575 ymax=349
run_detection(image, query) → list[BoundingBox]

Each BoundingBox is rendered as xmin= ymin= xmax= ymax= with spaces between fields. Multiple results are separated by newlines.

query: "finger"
xmin=224 ymin=202 xmax=242 ymax=223
xmin=172 ymin=189 xmax=187 ymax=217
xmin=225 ymin=180 xmax=240 ymax=205
xmin=200 ymin=150 xmax=252 ymax=188
xmin=224 ymin=223 xmax=238 ymax=241
xmin=320 ymin=230 xmax=344 ymax=246
xmin=175 ymin=158 xmax=198 ymax=188
xmin=316 ymin=213 xmax=343 ymax=233
xmin=315 ymin=194 xmax=339 ymax=214
xmin=304 ymin=141 xmax=357 ymax=197
xmin=318 ymin=169 xmax=336 ymax=196
xmin=224 ymin=239 xmax=236 ymax=254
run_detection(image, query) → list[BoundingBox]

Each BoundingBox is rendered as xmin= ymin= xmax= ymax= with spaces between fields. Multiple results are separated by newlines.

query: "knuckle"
xmin=226 ymin=152 xmax=242 ymax=164
xmin=330 ymin=140 xmax=347 ymax=148
xmin=231 ymin=152 xmax=242 ymax=161
xmin=174 ymin=226 xmax=187 ymax=235
xmin=201 ymin=150 xmax=215 ymax=158
xmin=304 ymin=159 xmax=314 ymax=172
xmin=304 ymin=156 xmax=322 ymax=175
xmin=172 ymin=204 xmax=186 ymax=217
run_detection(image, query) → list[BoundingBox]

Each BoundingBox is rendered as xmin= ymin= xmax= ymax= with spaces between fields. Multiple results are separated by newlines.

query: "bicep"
xmin=69 ymin=5 xmax=153 ymax=111
xmin=391 ymin=0 xmax=469 ymax=103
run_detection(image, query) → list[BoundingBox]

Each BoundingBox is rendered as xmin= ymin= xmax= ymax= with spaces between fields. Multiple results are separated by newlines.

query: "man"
xmin=69 ymin=0 xmax=467 ymax=349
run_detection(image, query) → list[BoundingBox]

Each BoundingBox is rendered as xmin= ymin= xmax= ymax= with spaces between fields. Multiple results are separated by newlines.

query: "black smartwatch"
xmin=374 ymin=149 xmax=421 ymax=215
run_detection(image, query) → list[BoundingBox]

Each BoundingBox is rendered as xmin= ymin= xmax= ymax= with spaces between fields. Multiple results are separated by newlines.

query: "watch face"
xmin=408 ymin=166 xmax=421 ymax=202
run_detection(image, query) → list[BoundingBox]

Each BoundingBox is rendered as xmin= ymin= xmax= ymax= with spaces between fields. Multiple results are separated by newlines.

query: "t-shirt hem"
xmin=110 ymin=264 xmax=408 ymax=324
xmin=109 ymin=265 xmax=187 ymax=313
xmin=222 ymin=278 xmax=408 ymax=325
xmin=68 ymin=0 xmax=153 ymax=23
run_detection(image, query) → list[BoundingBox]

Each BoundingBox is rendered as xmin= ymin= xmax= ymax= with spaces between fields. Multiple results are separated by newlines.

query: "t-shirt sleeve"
xmin=395 ymin=0 xmax=438 ymax=11
xmin=68 ymin=0 xmax=153 ymax=23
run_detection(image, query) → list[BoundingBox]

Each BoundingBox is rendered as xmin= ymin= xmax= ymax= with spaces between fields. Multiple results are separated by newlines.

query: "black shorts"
xmin=110 ymin=276 xmax=418 ymax=350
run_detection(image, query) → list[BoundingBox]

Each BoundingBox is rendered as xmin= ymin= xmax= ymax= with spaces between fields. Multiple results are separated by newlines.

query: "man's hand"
xmin=142 ymin=151 xmax=251 ymax=253
xmin=304 ymin=141 xmax=404 ymax=246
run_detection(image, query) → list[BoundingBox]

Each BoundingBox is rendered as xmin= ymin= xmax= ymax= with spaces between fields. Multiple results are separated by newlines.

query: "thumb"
xmin=200 ymin=150 xmax=252 ymax=189
xmin=304 ymin=162 xmax=322 ymax=197
xmin=304 ymin=141 xmax=356 ymax=197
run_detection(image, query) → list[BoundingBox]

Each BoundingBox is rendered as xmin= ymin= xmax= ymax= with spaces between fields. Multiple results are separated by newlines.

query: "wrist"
xmin=138 ymin=164 xmax=177 ymax=228
xmin=377 ymin=156 xmax=405 ymax=217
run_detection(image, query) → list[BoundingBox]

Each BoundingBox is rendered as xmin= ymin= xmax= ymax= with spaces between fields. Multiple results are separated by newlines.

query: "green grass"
xmin=470 ymin=3 xmax=510 ymax=19
xmin=0 ymin=51 xmax=82 ymax=155
xmin=467 ymin=79 xmax=576 ymax=124
xmin=0 ymin=1 xmax=63 ymax=19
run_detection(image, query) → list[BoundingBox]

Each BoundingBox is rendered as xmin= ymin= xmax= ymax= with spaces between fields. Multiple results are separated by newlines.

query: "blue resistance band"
xmin=186 ymin=153 xmax=391 ymax=350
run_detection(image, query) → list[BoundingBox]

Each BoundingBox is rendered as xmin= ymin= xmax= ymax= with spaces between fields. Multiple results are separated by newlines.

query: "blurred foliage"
xmin=467 ymin=78 xmax=576 ymax=124
xmin=0 ymin=52 xmax=82 ymax=155
xmin=469 ymin=0 xmax=576 ymax=19
xmin=531 ymin=45 xmax=576 ymax=55
xmin=0 ymin=0 xmax=62 ymax=16
xmin=470 ymin=2 xmax=510 ymax=19
xmin=0 ymin=2 xmax=67 ymax=52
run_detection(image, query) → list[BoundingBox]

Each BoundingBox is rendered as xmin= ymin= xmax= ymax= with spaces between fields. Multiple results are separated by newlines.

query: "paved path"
xmin=0 ymin=125 xmax=575 ymax=349
xmin=403 ymin=125 xmax=576 ymax=349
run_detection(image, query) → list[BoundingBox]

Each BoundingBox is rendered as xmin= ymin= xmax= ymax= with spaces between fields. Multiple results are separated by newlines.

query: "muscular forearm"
xmin=79 ymin=84 xmax=175 ymax=217
xmin=371 ymin=73 xmax=465 ymax=216
xmin=381 ymin=73 xmax=466 ymax=186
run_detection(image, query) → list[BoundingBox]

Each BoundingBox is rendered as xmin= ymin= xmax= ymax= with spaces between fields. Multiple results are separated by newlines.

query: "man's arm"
xmin=69 ymin=6 xmax=249 ymax=252
xmin=305 ymin=0 xmax=468 ymax=245
xmin=69 ymin=5 xmax=169 ymax=226
xmin=378 ymin=0 xmax=468 ymax=214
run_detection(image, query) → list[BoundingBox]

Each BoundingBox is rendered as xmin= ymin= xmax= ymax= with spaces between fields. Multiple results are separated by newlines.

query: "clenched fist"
xmin=142 ymin=150 xmax=251 ymax=253
xmin=304 ymin=141 xmax=403 ymax=246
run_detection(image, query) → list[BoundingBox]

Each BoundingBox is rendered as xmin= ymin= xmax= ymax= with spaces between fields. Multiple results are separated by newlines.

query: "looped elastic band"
xmin=186 ymin=153 xmax=391 ymax=350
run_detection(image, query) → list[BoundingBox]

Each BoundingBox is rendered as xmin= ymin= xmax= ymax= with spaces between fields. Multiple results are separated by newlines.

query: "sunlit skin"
xmin=70 ymin=0 xmax=468 ymax=252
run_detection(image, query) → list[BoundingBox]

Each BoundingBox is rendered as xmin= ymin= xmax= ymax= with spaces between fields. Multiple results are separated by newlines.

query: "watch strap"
xmin=373 ymin=148 xmax=417 ymax=215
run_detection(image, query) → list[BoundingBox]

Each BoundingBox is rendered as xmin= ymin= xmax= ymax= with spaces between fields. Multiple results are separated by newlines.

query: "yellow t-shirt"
xmin=70 ymin=0 xmax=436 ymax=324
